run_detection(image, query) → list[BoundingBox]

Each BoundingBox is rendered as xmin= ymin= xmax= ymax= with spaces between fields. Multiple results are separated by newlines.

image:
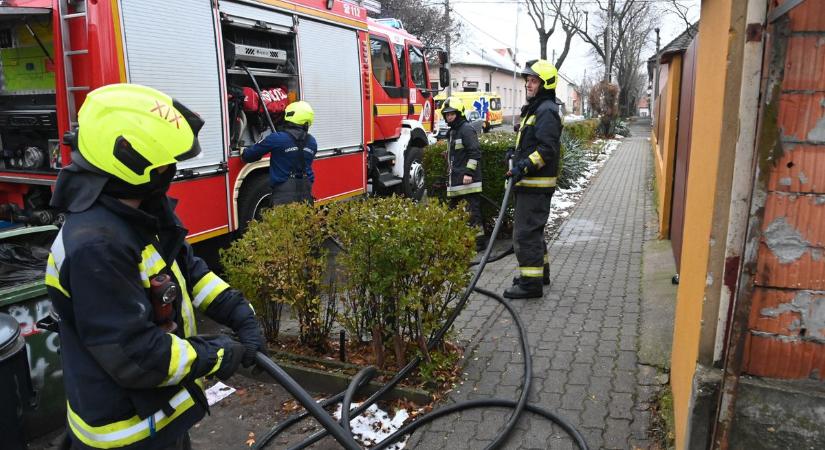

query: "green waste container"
xmin=0 ymin=225 xmax=65 ymax=440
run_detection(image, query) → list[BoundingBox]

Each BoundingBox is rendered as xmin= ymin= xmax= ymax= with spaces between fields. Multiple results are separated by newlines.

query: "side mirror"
xmin=439 ymin=67 xmax=449 ymax=89
xmin=437 ymin=50 xmax=448 ymax=65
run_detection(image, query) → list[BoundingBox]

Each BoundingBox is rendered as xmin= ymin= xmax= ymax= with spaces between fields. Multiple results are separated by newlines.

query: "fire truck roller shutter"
xmin=118 ymin=0 xmax=225 ymax=172
xmin=296 ymin=19 xmax=363 ymax=154
xmin=218 ymin=2 xmax=293 ymax=31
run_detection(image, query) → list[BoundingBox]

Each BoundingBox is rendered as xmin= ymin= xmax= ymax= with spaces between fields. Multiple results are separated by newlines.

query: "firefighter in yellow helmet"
xmin=504 ymin=59 xmax=562 ymax=299
xmin=242 ymin=100 xmax=318 ymax=206
xmin=441 ymin=97 xmax=486 ymax=251
xmin=47 ymin=84 xmax=265 ymax=450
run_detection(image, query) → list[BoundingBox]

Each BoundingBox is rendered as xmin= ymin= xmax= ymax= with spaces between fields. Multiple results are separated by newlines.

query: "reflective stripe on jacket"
xmin=513 ymin=98 xmax=562 ymax=193
xmin=447 ymin=120 xmax=482 ymax=197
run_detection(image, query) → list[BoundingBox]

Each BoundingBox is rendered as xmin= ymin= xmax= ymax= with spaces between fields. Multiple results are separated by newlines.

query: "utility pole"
xmin=605 ymin=0 xmax=614 ymax=82
xmin=445 ymin=0 xmax=452 ymax=95
xmin=510 ymin=2 xmax=520 ymax=125
xmin=653 ymin=27 xmax=660 ymax=124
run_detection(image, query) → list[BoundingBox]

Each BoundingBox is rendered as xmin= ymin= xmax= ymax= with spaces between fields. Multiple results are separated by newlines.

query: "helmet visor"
xmin=171 ymin=99 xmax=204 ymax=161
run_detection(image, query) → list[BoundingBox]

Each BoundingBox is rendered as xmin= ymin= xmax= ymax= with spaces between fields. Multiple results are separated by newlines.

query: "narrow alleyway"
xmin=406 ymin=120 xmax=658 ymax=449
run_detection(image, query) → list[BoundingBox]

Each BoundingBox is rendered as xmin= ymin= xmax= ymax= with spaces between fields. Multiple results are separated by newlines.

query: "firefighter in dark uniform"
xmin=242 ymin=101 xmax=317 ymax=206
xmin=504 ymin=59 xmax=562 ymax=299
xmin=45 ymin=84 xmax=266 ymax=450
xmin=442 ymin=97 xmax=486 ymax=251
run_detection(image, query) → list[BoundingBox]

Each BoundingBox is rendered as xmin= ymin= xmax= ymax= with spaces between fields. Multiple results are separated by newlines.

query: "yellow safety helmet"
xmin=284 ymin=101 xmax=314 ymax=128
xmin=440 ymin=96 xmax=465 ymax=117
xmin=523 ymin=59 xmax=558 ymax=90
xmin=73 ymin=83 xmax=203 ymax=186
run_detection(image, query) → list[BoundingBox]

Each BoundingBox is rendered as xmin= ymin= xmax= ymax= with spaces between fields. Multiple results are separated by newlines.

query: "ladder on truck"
xmin=57 ymin=0 xmax=89 ymax=129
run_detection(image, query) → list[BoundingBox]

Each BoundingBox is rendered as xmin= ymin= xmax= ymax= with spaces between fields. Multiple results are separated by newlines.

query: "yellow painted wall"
xmin=652 ymin=55 xmax=683 ymax=239
xmin=670 ymin=0 xmax=734 ymax=447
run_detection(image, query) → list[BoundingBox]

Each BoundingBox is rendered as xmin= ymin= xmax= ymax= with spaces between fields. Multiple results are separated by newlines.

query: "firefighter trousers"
xmin=513 ymin=189 xmax=554 ymax=288
xmin=449 ymin=194 xmax=482 ymax=228
xmin=271 ymin=178 xmax=313 ymax=207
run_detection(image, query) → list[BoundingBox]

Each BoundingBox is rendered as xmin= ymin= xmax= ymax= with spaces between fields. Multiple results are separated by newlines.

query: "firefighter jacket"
xmin=242 ymin=127 xmax=317 ymax=186
xmin=446 ymin=118 xmax=482 ymax=197
xmin=512 ymin=95 xmax=562 ymax=193
xmin=45 ymin=194 xmax=258 ymax=450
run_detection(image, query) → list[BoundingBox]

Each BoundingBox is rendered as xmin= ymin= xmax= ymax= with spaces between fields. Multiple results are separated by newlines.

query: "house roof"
xmin=660 ymin=22 xmax=699 ymax=56
xmin=450 ymin=40 xmax=521 ymax=74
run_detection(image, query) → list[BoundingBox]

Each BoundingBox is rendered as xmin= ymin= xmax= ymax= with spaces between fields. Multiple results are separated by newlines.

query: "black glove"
xmin=212 ymin=337 xmax=245 ymax=381
xmin=235 ymin=317 xmax=267 ymax=368
xmin=506 ymin=159 xmax=530 ymax=182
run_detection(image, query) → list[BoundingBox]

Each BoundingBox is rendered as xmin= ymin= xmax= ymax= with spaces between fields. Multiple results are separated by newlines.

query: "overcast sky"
xmin=443 ymin=0 xmax=700 ymax=82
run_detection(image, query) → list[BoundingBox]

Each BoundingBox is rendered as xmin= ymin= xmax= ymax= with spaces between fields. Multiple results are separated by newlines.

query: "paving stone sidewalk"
xmin=406 ymin=121 xmax=658 ymax=450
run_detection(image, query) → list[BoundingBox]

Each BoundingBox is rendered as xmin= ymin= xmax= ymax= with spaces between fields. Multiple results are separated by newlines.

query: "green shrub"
xmin=424 ymin=127 xmax=595 ymax=221
xmin=328 ymin=196 xmax=474 ymax=368
xmin=220 ymin=203 xmax=336 ymax=349
xmin=564 ymin=119 xmax=598 ymax=143
xmin=558 ymin=134 xmax=589 ymax=190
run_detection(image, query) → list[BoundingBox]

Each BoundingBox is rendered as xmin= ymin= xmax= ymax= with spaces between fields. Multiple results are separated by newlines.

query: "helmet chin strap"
xmin=102 ymin=165 xmax=177 ymax=201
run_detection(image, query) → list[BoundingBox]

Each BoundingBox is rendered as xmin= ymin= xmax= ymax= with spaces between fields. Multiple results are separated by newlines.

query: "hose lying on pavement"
xmin=252 ymin=180 xmax=589 ymax=450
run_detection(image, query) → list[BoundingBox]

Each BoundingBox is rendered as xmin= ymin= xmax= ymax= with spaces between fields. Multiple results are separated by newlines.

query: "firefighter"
xmin=242 ymin=101 xmax=317 ymax=206
xmin=46 ymin=84 xmax=266 ymax=450
xmin=442 ymin=96 xmax=486 ymax=251
xmin=504 ymin=59 xmax=562 ymax=299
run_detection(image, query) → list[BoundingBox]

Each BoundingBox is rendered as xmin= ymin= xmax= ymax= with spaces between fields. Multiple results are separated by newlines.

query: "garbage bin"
xmin=0 ymin=312 xmax=34 ymax=450
xmin=0 ymin=225 xmax=65 ymax=440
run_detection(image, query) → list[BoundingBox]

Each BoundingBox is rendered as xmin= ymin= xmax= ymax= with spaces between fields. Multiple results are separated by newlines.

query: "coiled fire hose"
xmin=252 ymin=179 xmax=589 ymax=450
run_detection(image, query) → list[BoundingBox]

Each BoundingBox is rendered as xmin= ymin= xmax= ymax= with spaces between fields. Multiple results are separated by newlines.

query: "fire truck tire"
xmin=237 ymin=173 xmax=271 ymax=232
xmin=402 ymin=146 xmax=426 ymax=201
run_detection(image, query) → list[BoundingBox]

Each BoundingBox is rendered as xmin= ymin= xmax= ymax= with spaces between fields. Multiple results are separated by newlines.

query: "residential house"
xmin=650 ymin=1 xmax=825 ymax=448
xmin=429 ymin=43 xmax=522 ymax=123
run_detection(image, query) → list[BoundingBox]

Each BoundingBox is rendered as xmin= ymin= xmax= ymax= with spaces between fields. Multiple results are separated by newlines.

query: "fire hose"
xmin=251 ymin=179 xmax=589 ymax=450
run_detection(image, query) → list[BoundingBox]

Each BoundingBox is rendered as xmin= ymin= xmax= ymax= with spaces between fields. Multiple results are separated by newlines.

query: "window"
xmin=485 ymin=83 xmax=490 ymax=92
xmin=431 ymin=81 xmax=440 ymax=91
xmin=394 ymin=44 xmax=407 ymax=86
xmin=370 ymin=38 xmax=395 ymax=87
xmin=409 ymin=46 xmax=427 ymax=88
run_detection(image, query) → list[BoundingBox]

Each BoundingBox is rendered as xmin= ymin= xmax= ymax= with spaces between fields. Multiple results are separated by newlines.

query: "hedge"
xmin=424 ymin=120 xmax=598 ymax=225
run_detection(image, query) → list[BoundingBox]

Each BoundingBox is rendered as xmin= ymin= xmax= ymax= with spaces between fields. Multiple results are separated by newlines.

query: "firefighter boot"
xmin=503 ymin=279 xmax=543 ymax=299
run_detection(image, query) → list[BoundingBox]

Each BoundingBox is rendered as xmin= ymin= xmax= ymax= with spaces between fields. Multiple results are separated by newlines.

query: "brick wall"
xmin=744 ymin=0 xmax=825 ymax=379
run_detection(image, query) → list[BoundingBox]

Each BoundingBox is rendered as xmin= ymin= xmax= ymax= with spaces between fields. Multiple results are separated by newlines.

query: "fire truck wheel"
xmin=402 ymin=146 xmax=425 ymax=201
xmin=237 ymin=173 xmax=271 ymax=232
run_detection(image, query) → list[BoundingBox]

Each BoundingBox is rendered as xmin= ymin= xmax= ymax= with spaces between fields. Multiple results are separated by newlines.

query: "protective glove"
xmin=212 ymin=336 xmax=246 ymax=381
xmin=235 ymin=316 xmax=267 ymax=368
xmin=505 ymin=159 xmax=531 ymax=183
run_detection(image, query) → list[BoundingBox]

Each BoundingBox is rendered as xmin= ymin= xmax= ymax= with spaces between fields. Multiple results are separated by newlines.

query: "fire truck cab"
xmin=0 ymin=0 xmax=437 ymax=242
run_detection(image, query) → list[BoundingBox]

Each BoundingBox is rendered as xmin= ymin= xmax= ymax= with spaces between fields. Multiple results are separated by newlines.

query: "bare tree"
xmin=662 ymin=0 xmax=695 ymax=34
xmin=566 ymin=0 xmax=651 ymax=82
xmin=613 ymin=1 xmax=655 ymax=116
xmin=377 ymin=0 xmax=458 ymax=51
xmin=523 ymin=0 xmax=578 ymax=69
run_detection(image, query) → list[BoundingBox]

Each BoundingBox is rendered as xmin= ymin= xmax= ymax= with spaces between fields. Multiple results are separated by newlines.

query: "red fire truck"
xmin=0 ymin=0 xmax=442 ymax=242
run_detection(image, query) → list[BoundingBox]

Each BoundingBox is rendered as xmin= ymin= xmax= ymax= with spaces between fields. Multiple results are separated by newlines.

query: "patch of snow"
xmin=333 ymin=402 xmax=410 ymax=449
xmin=205 ymin=382 xmax=235 ymax=406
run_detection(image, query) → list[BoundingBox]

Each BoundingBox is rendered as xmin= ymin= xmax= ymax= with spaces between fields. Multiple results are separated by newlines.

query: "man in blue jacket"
xmin=242 ymin=101 xmax=317 ymax=206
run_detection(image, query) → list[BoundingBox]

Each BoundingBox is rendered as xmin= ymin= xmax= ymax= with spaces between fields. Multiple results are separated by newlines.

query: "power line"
xmin=451 ymin=9 xmax=515 ymax=48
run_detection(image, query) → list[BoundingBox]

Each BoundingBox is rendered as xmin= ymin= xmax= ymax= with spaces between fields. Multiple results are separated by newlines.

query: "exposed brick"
xmin=744 ymin=334 xmax=825 ymax=379
xmin=788 ymin=0 xmax=825 ymax=32
xmin=755 ymin=243 xmax=825 ymax=289
xmin=782 ymin=37 xmax=825 ymax=92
